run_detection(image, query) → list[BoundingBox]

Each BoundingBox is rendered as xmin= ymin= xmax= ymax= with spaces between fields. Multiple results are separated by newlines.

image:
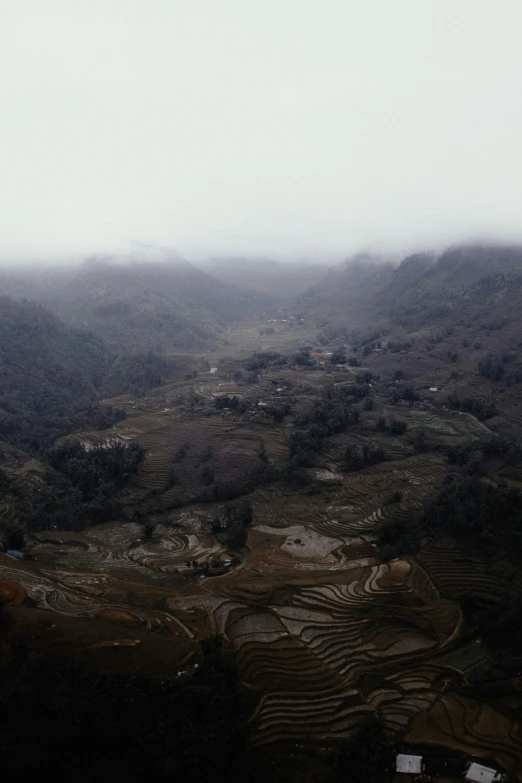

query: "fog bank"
xmin=2 ymin=1 xmax=522 ymax=261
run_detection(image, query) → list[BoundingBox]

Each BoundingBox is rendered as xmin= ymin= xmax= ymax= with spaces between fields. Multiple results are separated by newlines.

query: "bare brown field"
xmin=0 ymin=576 xmax=25 ymax=605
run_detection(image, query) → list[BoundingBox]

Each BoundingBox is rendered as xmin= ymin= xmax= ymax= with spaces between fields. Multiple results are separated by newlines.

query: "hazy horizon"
xmin=2 ymin=1 xmax=522 ymax=262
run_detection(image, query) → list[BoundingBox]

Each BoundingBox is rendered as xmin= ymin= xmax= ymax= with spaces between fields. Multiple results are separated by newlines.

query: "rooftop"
xmin=396 ymin=754 xmax=423 ymax=774
xmin=465 ymin=763 xmax=501 ymax=783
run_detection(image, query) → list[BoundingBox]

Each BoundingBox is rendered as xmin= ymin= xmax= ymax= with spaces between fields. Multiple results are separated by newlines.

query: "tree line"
xmin=1 ymin=441 xmax=145 ymax=543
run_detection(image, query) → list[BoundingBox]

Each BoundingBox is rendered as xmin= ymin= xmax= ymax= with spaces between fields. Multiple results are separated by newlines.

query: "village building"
xmin=6 ymin=550 xmax=24 ymax=560
xmin=465 ymin=762 xmax=505 ymax=783
xmin=396 ymin=754 xmax=424 ymax=774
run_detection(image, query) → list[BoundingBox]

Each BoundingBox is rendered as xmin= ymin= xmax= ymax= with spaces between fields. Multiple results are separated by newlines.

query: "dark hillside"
xmin=294 ymin=244 xmax=522 ymax=352
xmin=294 ymin=254 xmax=395 ymax=334
xmin=0 ymin=297 xmax=120 ymax=449
xmin=381 ymin=244 xmax=522 ymax=328
xmin=0 ymin=258 xmax=275 ymax=352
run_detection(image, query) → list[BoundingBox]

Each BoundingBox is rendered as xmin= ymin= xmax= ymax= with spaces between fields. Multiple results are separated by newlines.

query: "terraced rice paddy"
xmin=201 ymin=560 xmax=461 ymax=746
xmin=2 ymin=350 xmax=521 ymax=778
xmin=418 ymin=540 xmax=522 ymax=602
xmin=409 ymin=409 xmax=460 ymax=436
xmin=407 ymin=692 xmax=522 ymax=778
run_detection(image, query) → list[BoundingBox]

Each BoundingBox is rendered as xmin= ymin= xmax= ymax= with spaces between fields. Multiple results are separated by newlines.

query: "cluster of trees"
xmin=215 ymin=395 xmax=247 ymax=412
xmin=264 ymin=403 xmax=292 ymax=423
xmin=47 ymin=440 xmax=145 ymax=490
xmin=478 ymin=351 xmax=511 ymax=382
xmin=421 ymin=476 xmax=522 ymax=552
xmin=330 ymin=349 xmax=347 ymax=364
xmin=289 ymin=427 xmax=326 ymax=467
xmin=292 ymin=350 xmax=315 ymax=367
xmin=378 ymin=442 xmax=522 ymax=564
xmin=211 ymin=499 xmax=254 ymax=548
xmin=475 ymin=351 xmax=522 ymax=386
xmin=231 ymin=369 xmax=260 ymax=385
xmin=2 ymin=521 xmax=26 ymax=551
xmin=278 ymin=461 xmax=312 ymax=487
xmin=312 ymin=390 xmax=362 ymax=432
xmin=1 ymin=441 xmax=145 ymax=536
xmin=446 ymin=394 xmax=496 ymax=420
xmin=244 ymin=352 xmax=287 ymax=372
xmin=377 ymin=417 xmax=407 ymax=435
xmin=410 ymin=428 xmax=432 ymax=454
xmin=203 ymin=459 xmax=276 ymax=504
xmin=344 ymin=444 xmax=385 ymax=471
xmin=289 ymin=384 xmax=368 ymax=467
xmin=391 ymin=385 xmax=419 ymax=404
xmin=445 ymin=435 xmax=522 ymax=475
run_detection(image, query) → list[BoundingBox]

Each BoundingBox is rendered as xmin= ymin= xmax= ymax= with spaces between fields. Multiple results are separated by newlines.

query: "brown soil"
xmin=0 ymin=577 xmax=25 ymax=605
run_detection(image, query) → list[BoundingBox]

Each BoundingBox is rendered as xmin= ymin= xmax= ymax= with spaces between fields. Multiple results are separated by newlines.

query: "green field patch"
xmin=409 ymin=410 xmax=458 ymax=436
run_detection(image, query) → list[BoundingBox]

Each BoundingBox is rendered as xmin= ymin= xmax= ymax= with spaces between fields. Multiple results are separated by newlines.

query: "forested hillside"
xmin=380 ymin=244 xmax=522 ymax=328
xmin=297 ymin=244 xmax=522 ymax=344
xmin=295 ymin=254 xmax=395 ymax=329
xmin=0 ymin=297 xmax=122 ymax=449
xmin=0 ymin=257 xmax=275 ymax=352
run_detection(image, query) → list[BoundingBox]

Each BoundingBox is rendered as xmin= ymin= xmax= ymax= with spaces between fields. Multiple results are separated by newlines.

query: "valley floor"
xmin=1 ymin=320 xmax=522 ymax=780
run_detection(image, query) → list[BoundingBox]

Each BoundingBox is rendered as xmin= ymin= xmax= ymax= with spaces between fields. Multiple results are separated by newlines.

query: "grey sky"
xmin=2 ymin=0 xmax=522 ymax=262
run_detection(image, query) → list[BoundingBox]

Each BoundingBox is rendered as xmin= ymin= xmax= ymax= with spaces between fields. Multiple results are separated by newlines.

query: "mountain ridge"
xmin=0 ymin=256 xmax=276 ymax=352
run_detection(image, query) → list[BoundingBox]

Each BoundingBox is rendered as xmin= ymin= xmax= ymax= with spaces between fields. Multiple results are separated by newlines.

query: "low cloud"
xmin=1 ymin=1 xmax=522 ymax=262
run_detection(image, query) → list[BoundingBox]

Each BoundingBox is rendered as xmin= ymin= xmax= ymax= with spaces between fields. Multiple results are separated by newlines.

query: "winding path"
xmin=459 ymin=411 xmax=497 ymax=437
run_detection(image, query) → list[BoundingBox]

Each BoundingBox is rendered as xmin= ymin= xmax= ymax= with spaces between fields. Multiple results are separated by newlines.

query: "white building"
xmin=210 ymin=367 xmax=218 ymax=374
xmin=465 ymin=762 xmax=504 ymax=783
xmin=396 ymin=754 xmax=423 ymax=774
